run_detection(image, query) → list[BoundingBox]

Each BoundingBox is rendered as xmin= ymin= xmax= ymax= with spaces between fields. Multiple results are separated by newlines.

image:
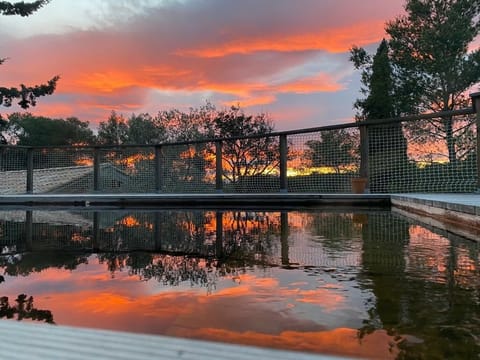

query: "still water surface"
xmin=0 ymin=209 xmax=479 ymax=359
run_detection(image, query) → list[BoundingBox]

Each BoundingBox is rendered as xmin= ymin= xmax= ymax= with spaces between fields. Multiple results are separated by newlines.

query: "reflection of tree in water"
xmin=0 ymin=274 xmax=55 ymax=324
xmin=134 ymin=256 xmax=214 ymax=288
xmin=97 ymin=248 xmax=274 ymax=294
xmin=96 ymin=211 xmax=283 ymax=291
xmin=221 ymin=211 xmax=280 ymax=264
xmin=97 ymin=252 xmax=218 ymax=292
xmin=0 ymin=251 xmax=88 ymax=276
xmin=0 ymin=294 xmax=54 ymax=324
xmin=359 ymin=213 xmax=480 ymax=358
xmin=305 ymin=212 xmax=362 ymax=254
xmin=155 ymin=211 xmax=215 ymax=254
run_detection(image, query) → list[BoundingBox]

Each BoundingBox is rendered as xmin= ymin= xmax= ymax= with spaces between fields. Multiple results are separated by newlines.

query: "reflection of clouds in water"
xmin=1 ymin=210 xmax=480 ymax=358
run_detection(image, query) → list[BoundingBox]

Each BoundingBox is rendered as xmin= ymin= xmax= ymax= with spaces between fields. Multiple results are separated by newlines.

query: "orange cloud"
xmin=222 ymin=95 xmax=277 ymax=108
xmin=177 ymin=21 xmax=386 ymax=58
xmin=277 ymin=73 xmax=345 ymax=94
xmin=1 ymin=0 xmax=404 ymax=128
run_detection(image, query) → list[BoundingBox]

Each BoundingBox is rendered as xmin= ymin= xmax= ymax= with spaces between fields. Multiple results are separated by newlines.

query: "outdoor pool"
xmin=0 ymin=208 xmax=479 ymax=359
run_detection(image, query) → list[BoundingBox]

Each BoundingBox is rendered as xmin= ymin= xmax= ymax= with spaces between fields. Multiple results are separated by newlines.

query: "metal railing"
xmin=1 ymin=93 xmax=479 ymax=195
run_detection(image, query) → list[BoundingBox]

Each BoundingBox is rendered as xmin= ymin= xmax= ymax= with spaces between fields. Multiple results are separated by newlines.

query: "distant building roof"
xmin=0 ymin=164 xmax=131 ymax=194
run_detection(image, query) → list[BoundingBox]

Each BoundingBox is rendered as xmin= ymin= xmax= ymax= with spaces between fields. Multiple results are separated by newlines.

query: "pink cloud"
xmin=0 ymin=0 xmax=405 ymax=128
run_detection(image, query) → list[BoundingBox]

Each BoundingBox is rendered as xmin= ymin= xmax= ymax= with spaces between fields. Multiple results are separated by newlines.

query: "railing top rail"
xmin=0 ymin=107 xmax=474 ymax=150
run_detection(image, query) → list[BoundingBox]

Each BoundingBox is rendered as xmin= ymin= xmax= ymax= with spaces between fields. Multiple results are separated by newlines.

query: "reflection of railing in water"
xmin=0 ymin=210 xmax=284 ymax=260
xmin=1 ymin=210 xmax=478 ymax=277
xmin=0 ymin=210 xmax=366 ymax=269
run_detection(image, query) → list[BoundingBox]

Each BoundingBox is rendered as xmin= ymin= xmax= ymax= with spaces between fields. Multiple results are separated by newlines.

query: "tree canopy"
xmin=351 ymin=0 xmax=480 ymax=167
xmin=385 ymin=0 xmax=480 ymax=164
xmin=351 ymin=39 xmax=397 ymax=120
xmin=7 ymin=113 xmax=95 ymax=146
xmin=386 ymin=0 xmax=480 ymax=114
xmin=207 ymin=106 xmax=278 ymax=183
xmin=305 ymin=129 xmax=357 ymax=174
xmin=96 ymin=111 xmax=129 ymax=145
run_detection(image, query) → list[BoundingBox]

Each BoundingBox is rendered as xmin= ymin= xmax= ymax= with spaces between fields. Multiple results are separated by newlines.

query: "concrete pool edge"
xmin=391 ymin=194 xmax=480 ymax=242
xmin=0 ymin=320 xmax=352 ymax=360
xmin=0 ymin=193 xmax=391 ymax=207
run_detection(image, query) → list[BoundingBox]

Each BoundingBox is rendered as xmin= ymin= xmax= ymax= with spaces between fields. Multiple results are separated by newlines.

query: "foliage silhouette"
xmin=0 ymin=294 xmax=54 ymax=323
xmin=386 ymin=0 xmax=480 ymax=164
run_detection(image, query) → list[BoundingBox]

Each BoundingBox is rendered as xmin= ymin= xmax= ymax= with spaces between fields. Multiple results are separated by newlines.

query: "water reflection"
xmin=0 ymin=293 xmax=54 ymax=324
xmin=0 ymin=209 xmax=479 ymax=359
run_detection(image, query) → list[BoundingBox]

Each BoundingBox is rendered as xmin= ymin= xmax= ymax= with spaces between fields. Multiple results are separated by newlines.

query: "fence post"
xmin=215 ymin=141 xmax=223 ymax=192
xmin=215 ymin=211 xmax=223 ymax=258
xmin=155 ymin=145 xmax=163 ymax=193
xmin=93 ymin=212 xmax=100 ymax=252
xmin=279 ymin=134 xmax=288 ymax=193
xmin=26 ymin=148 xmax=33 ymax=194
xmin=359 ymin=123 xmax=370 ymax=192
xmin=471 ymin=92 xmax=480 ymax=192
xmin=280 ymin=212 xmax=289 ymax=265
xmin=25 ymin=210 xmax=33 ymax=251
xmin=93 ymin=147 xmax=100 ymax=192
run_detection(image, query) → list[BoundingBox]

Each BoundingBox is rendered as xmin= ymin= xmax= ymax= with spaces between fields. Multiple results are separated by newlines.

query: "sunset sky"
xmin=1 ymin=0 xmax=407 ymax=130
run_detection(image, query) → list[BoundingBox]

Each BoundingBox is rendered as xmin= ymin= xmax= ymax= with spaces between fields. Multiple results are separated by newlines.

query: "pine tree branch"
xmin=0 ymin=0 xmax=50 ymax=17
xmin=0 ymin=75 xmax=59 ymax=108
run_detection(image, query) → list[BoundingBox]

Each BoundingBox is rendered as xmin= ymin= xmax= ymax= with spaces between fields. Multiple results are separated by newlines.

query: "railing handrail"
xmin=0 ymin=106 xmax=475 ymax=151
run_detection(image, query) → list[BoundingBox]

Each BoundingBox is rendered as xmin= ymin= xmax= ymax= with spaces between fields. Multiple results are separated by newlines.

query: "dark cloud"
xmin=0 ymin=0 xmax=404 ymax=128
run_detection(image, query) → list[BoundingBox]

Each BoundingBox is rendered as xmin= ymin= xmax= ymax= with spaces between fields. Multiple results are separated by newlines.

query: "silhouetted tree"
xmin=7 ymin=113 xmax=95 ymax=146
xmin=207 ymin=106 xmax=278 ymax=184
xmin=126 ymin=113 xmax=166 ymax=145
xmin=351 ymin=40 xmax=409 ymax=192
xmin=386 ymin=0 xmax=480 ymax=164
xmin=0 ymin=294 xmax=54 ymax=323
xmin=97 ymin=111 xmax=129 ymax=145
xmin=305 ymin=129 xmax=357 ymax=174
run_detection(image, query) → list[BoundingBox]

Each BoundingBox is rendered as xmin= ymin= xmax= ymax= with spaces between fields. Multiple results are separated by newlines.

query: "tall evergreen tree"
xmin=350 ymin=40 xmax=408 ymax=192
xmin=386 ymin=0 xmax=480 ymax=163
xmin=352 ymin=40 xmax=396 ymax=120
xmin=0 ymin=1 xmax=59 ymax=109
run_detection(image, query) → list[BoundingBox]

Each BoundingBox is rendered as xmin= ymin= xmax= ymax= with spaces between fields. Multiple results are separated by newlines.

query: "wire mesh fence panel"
xmin=0 ymin=218 xmax=26 ymax=250
xmin=32 ymin=148 xmax=95 ymax=194
xmin=367 ymin=121 xmax=410 ymax=193
xmin=0 ymin=106 xmax=478 ymax=195
xmin=159 ymin=143 xmax=216 ymax=193
xmin=368 ymin=113 xmax=477 ymax=193
xmin=0 ymin=147 xmax=28 ymax=194
xmin=287 ymin=128 xmax=360 ymax=193
xmin=98 ymin=147 xmax=156 ymax=193
xmin=222 ymin=136 xmax=280 ymax=193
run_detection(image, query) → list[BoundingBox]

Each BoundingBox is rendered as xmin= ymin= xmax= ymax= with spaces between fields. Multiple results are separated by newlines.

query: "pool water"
xmin=0 ymin=209 xmax=479 ymax=359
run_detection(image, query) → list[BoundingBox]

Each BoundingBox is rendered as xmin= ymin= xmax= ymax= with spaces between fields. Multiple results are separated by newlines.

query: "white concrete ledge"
xmin=0 ymin=321 xmax=350 ymax=360
xmin=391 ymin=194 xmax=480 ymax=242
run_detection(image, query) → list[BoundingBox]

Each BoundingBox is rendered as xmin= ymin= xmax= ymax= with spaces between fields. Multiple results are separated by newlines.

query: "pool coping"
xmin=391 ymin=194 xmax=480 ymax=241
xmin=0 ymin=193 xmax=391 ymax=207
xmin=0 ymin=321 xmax=351 ymax=360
